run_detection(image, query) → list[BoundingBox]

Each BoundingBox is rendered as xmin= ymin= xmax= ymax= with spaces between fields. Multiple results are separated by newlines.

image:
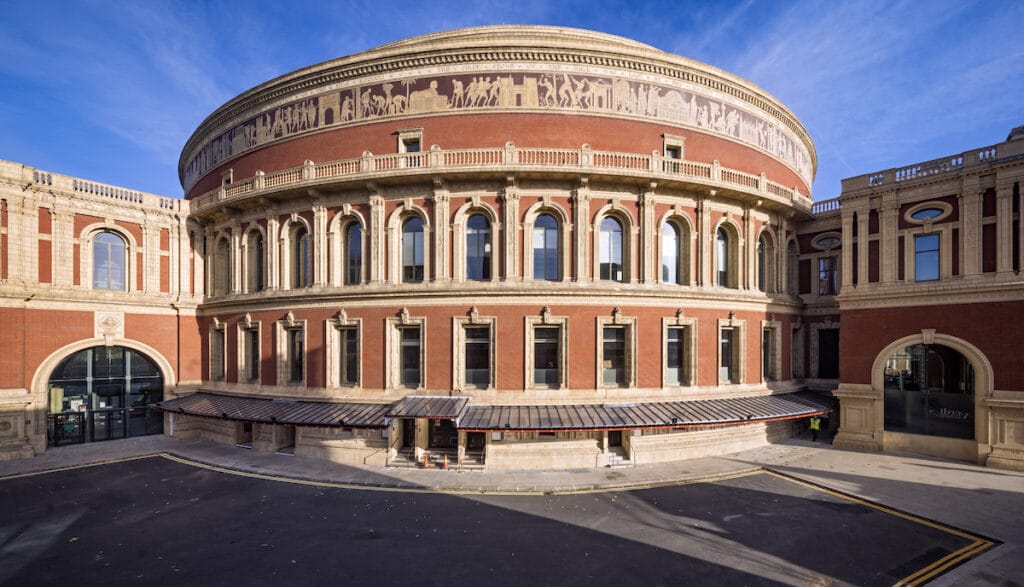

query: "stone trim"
xmin=761 ymin=318 xmax=782 ymax=382
xmin=452 ymin=307 xmax=497 ymax=391
xmin=521 ymin=199 xmax=572 ymax=283
xmin=662 ymin=311 xmax=697 ymax=388
xmin=275 ymin=311 xmax=307 ymax=386
xmin=385 ymin=309 xmax=426 ymax=391
xmin=717 ymin=314 xmax=746 ymax=385
xmin=386 ymin=203 xmax=431 ymax=284
xmin=209 ymin=317 xmax=226 ymax=382
xmin=327 ymin=207 xmax=368 ymax=286
xmin=236 ymin=314 xmax=261 ymax=384
xmin=451 ymin=199 xmax=501 ymax=283
xmin=592 ymin=202 xmax=636 ymax=284
xmin=655 ymin=209 xmax=695 ymax=286
xmin=325 ymin=309 xmax=362 ymax=389
xmin=596 ymin=308 xmax=638 ymax=388
xmin=524 ymin=307 xmax=570 ymax=390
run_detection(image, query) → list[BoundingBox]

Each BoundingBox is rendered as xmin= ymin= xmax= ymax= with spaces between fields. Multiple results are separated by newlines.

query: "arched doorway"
xmin=883 ymin=343 xmax=974 ymax=439
xmin=46 ymin=345 xmax=164 ymax=446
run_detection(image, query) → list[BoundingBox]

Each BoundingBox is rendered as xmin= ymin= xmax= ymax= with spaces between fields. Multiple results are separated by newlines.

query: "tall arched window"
xmin=661 ymin=222 xmax=680 ymax=284
xmin=757 ymin=238 xmax=766 ymax=292
xmin=533 ymin=213 xmax=559 ymax=281
xmin=292 ymin=227 xmax=312 ymax=288
xmin=402 ymin=217 xmax=424 ymax=283
xmin=465 ymin=214 xmax=491 ymax=281
xmin=247 ymin=231 xmax=265 ymax=292
xmin=600 ymin=216 xmax=624 ymax=282
xmin=344 ymin=222 xmax=362 ymax=285
xmin=93 ymin=231 xmax=126 ymax=291
xmin=716 ymin=226 xmax=734 ymax=288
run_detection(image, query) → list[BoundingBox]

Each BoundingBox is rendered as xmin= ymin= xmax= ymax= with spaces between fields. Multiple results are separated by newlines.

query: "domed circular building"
xmin=169 ymin=25 xmax=829 ymax=468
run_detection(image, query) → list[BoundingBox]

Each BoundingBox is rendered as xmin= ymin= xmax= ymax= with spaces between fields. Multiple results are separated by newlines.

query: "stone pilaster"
xmin=572 ymin=179 xmax=590 ymax=283
xmin=698 ymin=193 xmax=711 ymax=286
xmin=743 ymin=205 xmax=754 ymax=289
xmin=432 ymin=180 xmax=450 ymax=281
xmin=312 ymin=203 xmax=328 ymax=286
xmin=640 ymin=183 xmax=656 ymax=284
xmin=879 ymin=193 xmax=899 ymax=283
xmin=369 ymin=193 xmax=385 ymax=284
xmin=776 ymin=216 xmax=788 ymax=294
xmin=52 ymin=206 xmax=74 ymax=286
xmin=840 ymin=208 xmax=854 ymax=288
xmin=959 ymin=190 xmax=982 ymax=276
xmin=501 ymin=182 xmax=520 ymax=280
xmin=266 ymin=214 xmax=280 ymax=290
xmin=857 ymin=207 xmax=870 ymax=286
xmin=995 ymin=182 xmax=1014 ymax=274
xmin=228 ymin=222 xmax=242 ymax=293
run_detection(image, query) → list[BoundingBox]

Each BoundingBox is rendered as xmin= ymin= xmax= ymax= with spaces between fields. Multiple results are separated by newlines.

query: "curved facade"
xmin=2 ymin=27 xmax=1021 ymax=471
xmin=173 ymin=26 xmax=822 ymax=468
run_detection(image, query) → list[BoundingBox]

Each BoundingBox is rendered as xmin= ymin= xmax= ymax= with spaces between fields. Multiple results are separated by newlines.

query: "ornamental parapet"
xmin=190 ymin=143 xmax=812 ymax=217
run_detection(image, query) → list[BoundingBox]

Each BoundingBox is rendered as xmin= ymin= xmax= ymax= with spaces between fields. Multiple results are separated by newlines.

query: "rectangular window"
xmin=817 ymin=329 xmax=840 ymax=379
xmin=602 ymin=327 xmax=626 ymax=386
xmin=464 ymin=326 xmax=491 ymax=387
xmin=818 ymin=256 xmax=837 ymax=295
xmin=288 ymin=328 xmax=304 ymax=383
xmin=339 ymin=327 xmax=359 ymax=386
xmin=914 ymin=233 xmax=940 ymax=281
xmin=666 ymin=327 xmax=688 ymax=385
xmin=720 ymin=327 xmax=735 ymax=383
xmin=210 ymin=329 xmax=225 ymax=381
xmin=534 ymin=326 xmax=560 ymax=386
xmin=762 ymin=327 xmax=776 ymax=382
xmin=246 ymin=328 xmax=260 ymax=383
xmin=400 ymin=327 xmax=421 ymax=387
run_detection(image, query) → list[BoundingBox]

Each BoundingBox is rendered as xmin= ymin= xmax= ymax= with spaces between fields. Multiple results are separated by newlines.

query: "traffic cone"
xmin=443 ymin=454 xmax=448 ymax=470
xmin=423 ymin=452 xmax=429 ymax=468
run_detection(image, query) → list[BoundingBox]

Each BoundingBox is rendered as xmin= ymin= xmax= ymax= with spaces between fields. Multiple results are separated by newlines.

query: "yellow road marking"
xmin=0 ymin=453 xmax=160 ymax=481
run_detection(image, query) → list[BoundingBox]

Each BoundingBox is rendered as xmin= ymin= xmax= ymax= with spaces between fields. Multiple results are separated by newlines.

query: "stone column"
xmin=369 ymin=193 xmax=385 ymax=284
xmin=572 ymin=179 xmax=591 ymax=283
xmin=698 ymin=193 xmax=712 ymax=286
xmin=312 ymin=203 xmax=328 ymax=286
xmin=959 ymin=190 xmax=982 ymax=276
xmin=266 ymin=213 xmax=280 ymax=290
xmin=857 ymin=207 xmax=870 ymax=286
xmin=501 ymin=184 xmax=520 ymax=280
xmin=743 ymin=206 xmax=755 ymax=289
xmin=996 ymin=182 xmax=1014 ymax=274
xmin=229 ymin=222 xmax=242 ymax=293
xmin=52 ymin=207 xmax=74 ymax=286
xmin=776 ymin=216 xmax=788 ymax=294
xmin=8 ymin=197 xmax=36 ymax=284
xmin=879 ymin=193 xmax=899 ymax=283
xmin=840 ymin=209 xmax=855 ymax=288
xmin=640 ymin=183 xmax=656 ymax=284
xmin=432 ymin=180 xmax=450 ymax=281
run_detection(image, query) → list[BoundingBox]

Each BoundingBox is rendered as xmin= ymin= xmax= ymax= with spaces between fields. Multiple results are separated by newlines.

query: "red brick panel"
xmin=37 ymin=240 xmax=51 ymax=283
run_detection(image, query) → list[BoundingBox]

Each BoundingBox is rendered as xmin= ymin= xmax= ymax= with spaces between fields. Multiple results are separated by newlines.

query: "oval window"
xmin=910 ymin=207 xmax=943 ymax=221
xmin=815 ymin=236 xmax=840 ymax=249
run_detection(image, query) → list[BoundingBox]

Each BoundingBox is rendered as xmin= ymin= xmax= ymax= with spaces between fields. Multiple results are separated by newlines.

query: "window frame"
xmin=236 ymin=316 xmax=261 ymax=384
xmin=761 ymin=319 xmax=782 ymax=383
xmin=662 ymin=314 xmax=697 ymax=388
xmin=275 ymin=313 xmax=307 ymax=386
xmin=714 ymin=223 xmax=740 ymax=289
xmin=717 ymin=317 xmax=746 ymax=385
xmin=659 ymin=217 xmax=692 ymax=286
xmin=326 ymin=310 xmax=362 ymax=388
xmin=244 ymin=228 xmax=266 ymax=293
xmin=453 ymin=310 xmax=497 ymax=390
xmin=344 ymin=221 xmax=364 ymax=286
xmin=386 ymin=311 xmax=426 ymax=390
xmin=91 ymin=230 xmax=129 ymax=291
xmin=817 ymin=255 xmax=838 ymax=295
xmin=598 ymin=214 xmax=627 ymax=283
xmin=913 ymin=233 xmax=940 ymax=282
xmin=209 ymin=319 xmax=227 ymax=382
xmin=531 ymin=212 xmax=561 ymax=281
xmin=401 ymin=216 xmax=426 ymax=284
xmin=525 ymin=310 xmax=569 ymax=389
xmin=595 ymin=311 xmax=638 ymax=389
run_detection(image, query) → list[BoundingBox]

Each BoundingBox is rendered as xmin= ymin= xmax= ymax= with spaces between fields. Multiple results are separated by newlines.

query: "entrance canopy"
xmin=385 ymin=396 xmax=470 ymax=420
xmin=157 ymin=392 xmax=388 ymax=428
xmin=458 ymin=392 xmax=832 ymax=432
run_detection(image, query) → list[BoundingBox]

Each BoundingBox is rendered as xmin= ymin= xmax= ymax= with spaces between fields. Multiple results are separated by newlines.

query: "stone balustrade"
xmin=3 ymin=160 xmax=182 ymax=213
xmin=191 ymin=143 xmax=812 ymax=213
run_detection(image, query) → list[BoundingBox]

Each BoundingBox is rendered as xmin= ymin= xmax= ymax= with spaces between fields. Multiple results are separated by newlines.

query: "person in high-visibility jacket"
xmin=809 ymin=415 xmax=822 ymax=441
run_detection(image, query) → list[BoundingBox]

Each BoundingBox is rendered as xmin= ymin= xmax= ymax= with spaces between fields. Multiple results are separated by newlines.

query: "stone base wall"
xmin=630 ymin=420 xmax=794 ymax=465
xmin=294 ymin=427 xmax=388 ymax=466
xmin=485 ymin=436 xmax=603 ymax=470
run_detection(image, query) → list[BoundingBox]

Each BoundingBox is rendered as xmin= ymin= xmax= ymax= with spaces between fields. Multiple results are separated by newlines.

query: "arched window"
xmin=344 ymin=222 xmax=363 ymax=285
xmin=465 ymin=214 xmax=491 ymax=281
xmin=292 ymin=227 xmax=312 ymax=288
xmin=715 ymin=227 xmax=734 ymax=288
xmin=246 ymin=231 xmax=265 ymax=292
xmin=402 ymin=217 xmax=424 ymax=283
xmin=599 ymin=216 xmax=624 ymax=282
xmin=214 ymin=238 xmax=231 ymax=296
xmin=661 ymin=221 xmax=686 ymax=285
xmin=93 ymin=231 xmax=126 ymax=291
xmin=533 ymin=213 xmax=559 ymax=281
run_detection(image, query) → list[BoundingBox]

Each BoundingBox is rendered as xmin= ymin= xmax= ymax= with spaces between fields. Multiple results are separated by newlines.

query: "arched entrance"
xmin=46 ymin=345 xmax=164 ymax=446
xmin=883 ymin=342 xmax=974 ymax=439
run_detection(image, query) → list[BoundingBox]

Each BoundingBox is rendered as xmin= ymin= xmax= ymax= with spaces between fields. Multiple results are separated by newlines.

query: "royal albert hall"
xmin=3 ymin=26 xmax=1022 ymax=471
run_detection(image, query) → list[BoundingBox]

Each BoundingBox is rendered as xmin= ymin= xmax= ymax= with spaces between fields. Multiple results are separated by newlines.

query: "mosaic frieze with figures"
xmin=183 ymin=72 xmax=812 ymax=192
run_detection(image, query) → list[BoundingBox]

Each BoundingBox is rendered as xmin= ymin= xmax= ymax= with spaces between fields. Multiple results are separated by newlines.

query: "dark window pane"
xmin=666 ymin=327 xmax=687 ymax=385
xmin=400 ymin=327 xmax=421 ymax=387
xmin=915 ymin=234 xmax=940 ymax=281
xmin=533 ymin=214 xmax=559 ymax=281
xmin=534 ymin=326 xmax=560 ymax=385
xmin=602 ymin=327 xmax=626 ymax=385
xmin=466 ymin=215 xmax=491 ymax=281
xmin=402 ymin=218 xmax=424 ymax=283
xmin=345 ymin=223 xmax=363 ymax=285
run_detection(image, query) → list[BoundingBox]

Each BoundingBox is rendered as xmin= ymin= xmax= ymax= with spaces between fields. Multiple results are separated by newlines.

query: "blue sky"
xmin=1 ymin=0 xmax=1021 ymax=199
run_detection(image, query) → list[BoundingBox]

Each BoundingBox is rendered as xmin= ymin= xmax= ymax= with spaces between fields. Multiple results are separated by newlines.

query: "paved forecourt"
xmin=0 ymin=449 xmax=995 ymax=585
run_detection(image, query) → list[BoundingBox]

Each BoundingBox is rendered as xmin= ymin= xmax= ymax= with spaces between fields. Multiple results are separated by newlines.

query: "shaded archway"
xmin=45 ymin=345 xmax=165 ymax=445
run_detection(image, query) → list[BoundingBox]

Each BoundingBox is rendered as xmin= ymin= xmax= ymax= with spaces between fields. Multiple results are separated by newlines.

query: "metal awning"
xmin=385 ymin=396 xmax=470 ymax=420
xmin=156 ymin=392 xmax=389 ymax=428
xmin=457 ymin=392 xmax=832 ymax=432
